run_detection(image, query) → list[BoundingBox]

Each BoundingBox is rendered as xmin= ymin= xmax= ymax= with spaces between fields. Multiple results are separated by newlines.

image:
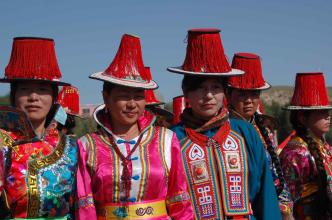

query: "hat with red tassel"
xmin=144 ymin=67 xmax=164 ymax=106
xmin=228 ymin=53 xmax=270 ymax=90
xmin=172 ymin=95 xmax=190 ymax=124
xmin=167 ymin=28 xmax=244 ymax=76
xmin=90 ymin=34 xmax=158 ymax=89
xmin=257 ymin=99 xmax=265 ymax=114
xmin=57 ymin=85 xmax=80 ymax=116
xmin=0 ymin=37 xmax=69 ymax=85
xmin=284 ymin=72 xmax=332 ymax=110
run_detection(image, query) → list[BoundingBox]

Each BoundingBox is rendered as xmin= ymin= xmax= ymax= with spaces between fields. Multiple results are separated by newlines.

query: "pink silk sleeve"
xmin=76 ymin=137 xmax=97 ymax=220
xmin=166 ymin=133 xmax=194 ymax=220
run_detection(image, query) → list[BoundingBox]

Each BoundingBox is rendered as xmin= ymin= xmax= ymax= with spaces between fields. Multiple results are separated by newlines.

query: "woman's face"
xmin=228 ymin=89 xmax=261 ymax=120
xmin=304 ymin=110 xmax=331 ymax=137
xmin=103 ymin=85 xmax=146 ymax=127
xmin=185 ymin=78 xmax=225 ymax=121
xmin=14 ymin=81 xmax=54 ymax=124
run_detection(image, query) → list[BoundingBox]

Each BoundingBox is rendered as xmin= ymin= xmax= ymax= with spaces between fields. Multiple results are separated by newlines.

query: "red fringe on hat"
xmin=173 ymin=95 xmax=189 ymax=124
xmin=182 ymin=29 xmax=231 ymax=73
xmin=104 ymin=34 xmax=148 ymax=81
xmin=144 ymin=67 xmax=162 ymax=105
xmin=228 ymin=53 xmax=266 ymax=89
xmin=57 ymin=86 xmax=80 ymax=115
xmin=5 ymin=37 xmax=62 ymax=80
xmin=291 ymin=72 xmax=330 ymax=106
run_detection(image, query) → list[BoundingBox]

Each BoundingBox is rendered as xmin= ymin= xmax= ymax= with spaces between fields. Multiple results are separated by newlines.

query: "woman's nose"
xmin=27 ymin=90 xmax=39 ymax=101
xmin=206 ymin=92 xmax=214 ymax=99
xmin=243 ymin=95 xmax=253 ymax=103
xmin=127 ymin=99 xmax=136 ymax=108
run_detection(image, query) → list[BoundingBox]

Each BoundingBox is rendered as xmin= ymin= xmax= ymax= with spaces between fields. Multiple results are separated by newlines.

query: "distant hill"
xmin=0 ymin=94 xmax=9 ymax=105
xmin=261 ymin=86 xmax=332 ymax=106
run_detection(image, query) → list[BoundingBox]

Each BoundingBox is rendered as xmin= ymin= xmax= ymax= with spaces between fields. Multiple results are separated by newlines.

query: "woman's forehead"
xmin=16 ymin=81 xmax=53 ymax=88
xmin=112 ymin=85 xmax=144 ymax=93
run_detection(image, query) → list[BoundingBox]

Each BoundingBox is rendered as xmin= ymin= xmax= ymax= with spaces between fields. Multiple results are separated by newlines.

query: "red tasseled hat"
xmin=0 ymin=37 xmax=69 ymax=85
xmin=57 ymin=85 xmax=80 ymax=116
xmin=284 ymin=72 xmax=332 ymax=110
xmin=228 ymin=53 xmax=270 ymax=90
xmin=90 ymin=34 xmax=158 ymax=89
xmin=167 ymin=28 xmax=244 ymax=76
xmin=172 ymin=95 xmax=190 ymax=125
xmin=144 ymin=67 xmax=164 ymax=106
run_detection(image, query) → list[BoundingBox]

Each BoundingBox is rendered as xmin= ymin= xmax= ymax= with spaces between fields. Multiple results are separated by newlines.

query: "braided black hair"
xmin=254 ymin=112 xmax=285 ymax=195
xmin=290 ymin=110 xmax=329 ymax=217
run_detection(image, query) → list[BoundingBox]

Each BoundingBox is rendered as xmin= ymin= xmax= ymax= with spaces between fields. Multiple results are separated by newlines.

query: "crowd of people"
xmin=0 ymin=28 xmax=331 ymax=220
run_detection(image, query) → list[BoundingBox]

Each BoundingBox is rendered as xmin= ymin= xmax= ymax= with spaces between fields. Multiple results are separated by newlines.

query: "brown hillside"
xmin=261 ymin=86 xmax=332 ymax=106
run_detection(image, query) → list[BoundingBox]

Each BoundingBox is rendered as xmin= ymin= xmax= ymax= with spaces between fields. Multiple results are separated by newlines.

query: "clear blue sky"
xmin=0 ymin=1 xmax=331 ymax=104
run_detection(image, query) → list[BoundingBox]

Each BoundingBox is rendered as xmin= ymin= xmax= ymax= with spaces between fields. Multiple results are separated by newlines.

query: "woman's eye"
xmin=38 ymin=87 xmax=52 ymax=92
xmin=17 ymin=85 xmax=29 ymax=90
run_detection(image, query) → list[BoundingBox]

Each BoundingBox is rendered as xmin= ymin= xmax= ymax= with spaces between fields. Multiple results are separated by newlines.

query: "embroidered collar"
xmin=93 ymin=104 xmax=156 ymax=138
xmin=181 ymin=107 xmax=229 ymax=132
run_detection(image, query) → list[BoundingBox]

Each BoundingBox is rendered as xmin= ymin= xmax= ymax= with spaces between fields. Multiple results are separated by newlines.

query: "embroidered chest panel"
xmin=87 ymin=126 xmax=170 ymax=204
xmin=181 ymin=130 xmax=251 ymax=219
xmin=6 ymin=135 xmax=77 ymax=218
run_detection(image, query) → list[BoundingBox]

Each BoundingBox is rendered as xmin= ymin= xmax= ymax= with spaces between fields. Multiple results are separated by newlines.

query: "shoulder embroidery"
xmin=80 ymin=134 xmax=96 ymax=176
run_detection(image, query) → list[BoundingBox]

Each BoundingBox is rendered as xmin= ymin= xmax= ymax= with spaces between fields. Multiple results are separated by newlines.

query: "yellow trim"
xmin=98 ymin=200 xmax=167 ymax=219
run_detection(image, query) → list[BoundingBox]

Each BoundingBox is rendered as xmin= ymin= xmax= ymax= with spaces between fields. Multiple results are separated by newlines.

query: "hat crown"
xmin=144 ymin=67 xmax=162 ymax=105
xmin=104 ymin=34 xmax=148 ymax=82
xmin=57 ymin=86 xmax=80 ymax=115
xmin=182 ymin=28 xmax=231 ymax=74
xmin=228 ymin=52 xmax=268 ymax=89
xmin=5 ymin=37 xmax=62 ymax=81
xmin=172 ymin=95 xmax=189 ymax=124
xmin=290 ymin=72 xmax=330 ymax=107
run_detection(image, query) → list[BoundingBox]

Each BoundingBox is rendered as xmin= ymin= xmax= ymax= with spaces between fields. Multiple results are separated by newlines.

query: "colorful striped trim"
xmin=181 ymin=138 xmax=223 ymax=219
xmin=98 ymin=130 xmax=121 ymax=202
xmin=84 ymin=134 xmax=96 ymax=176
xmin=159 ymin=127 xmax=169 ymax=181
xmin=137 ymin=126 xmax=154 ymax=200
xmin=216 ymin=130 xmax=251 ymax=215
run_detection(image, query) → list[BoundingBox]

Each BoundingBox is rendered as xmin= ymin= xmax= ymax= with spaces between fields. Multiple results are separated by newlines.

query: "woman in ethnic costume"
xmin=279 ymin=72 xmax=332 ymax=219
xmin=0 ymin=37 xmax=77 ymax=219
xmin=76 ymin=34 xmax=193 ymax=220
xmin=226 ymin=53 xmax=294 ymax=219
xmin=168 ymin=29 xmax=281 ymax=220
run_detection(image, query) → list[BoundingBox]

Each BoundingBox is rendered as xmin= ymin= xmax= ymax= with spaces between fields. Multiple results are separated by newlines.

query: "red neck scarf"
xmin=182 ymin=107 xmax=230 ymax=147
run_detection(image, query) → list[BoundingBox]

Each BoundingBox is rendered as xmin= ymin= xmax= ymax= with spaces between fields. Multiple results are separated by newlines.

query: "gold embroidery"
xmin=27 ymin=135 xmax=66 ymax=217
xmin=0 ymin=130 xmax=14 ymax=148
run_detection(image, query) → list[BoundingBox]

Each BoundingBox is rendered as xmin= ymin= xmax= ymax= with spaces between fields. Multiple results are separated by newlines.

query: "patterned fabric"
xmin=280 ymin=135 xmax=332 ymax=219
xmin=76 ymin=105 xmax=193 ymax=220
xmin=172 ymin=117 xmax=281 ymax=220
xmin=181 ymin=129 xmax=251 ymax=219
xmin=229 ymin=109 xmax=294 ymax=216
xmin=0 ymin=117 xmax=77 ymax=219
